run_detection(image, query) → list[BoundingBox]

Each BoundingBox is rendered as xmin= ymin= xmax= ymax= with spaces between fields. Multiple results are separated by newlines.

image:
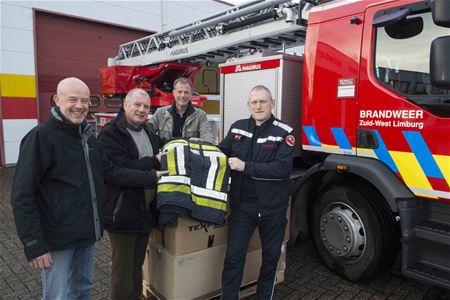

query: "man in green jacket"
xmin=149 ymin=77 xmax=215 ymax=144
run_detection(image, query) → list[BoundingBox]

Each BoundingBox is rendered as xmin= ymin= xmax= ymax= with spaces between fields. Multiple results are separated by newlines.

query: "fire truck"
xmin=101 ymin=0 xmax=450 ymax=289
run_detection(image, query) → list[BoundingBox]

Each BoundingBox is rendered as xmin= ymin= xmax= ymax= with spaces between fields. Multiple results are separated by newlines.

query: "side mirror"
xmin=385 ymin=17 xmax=423 ymax=39
xmin=432 ymin=0 xmax=450 ymax=28
xmin=430 ymin=36 xmax=450 ymax=89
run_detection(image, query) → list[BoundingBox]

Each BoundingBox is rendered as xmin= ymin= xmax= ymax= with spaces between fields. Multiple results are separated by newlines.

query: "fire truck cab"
xmin=295 ymin=0 xmax=450 ymax=286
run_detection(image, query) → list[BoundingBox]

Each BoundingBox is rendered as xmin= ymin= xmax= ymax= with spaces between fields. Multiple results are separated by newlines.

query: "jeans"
xmin=41 ymin=243 xmax=95 ymax=300
xmin=108 ymin=232 xmax=149 ymax=300
xmin=221 ymin=201 xmax=287 ymax=300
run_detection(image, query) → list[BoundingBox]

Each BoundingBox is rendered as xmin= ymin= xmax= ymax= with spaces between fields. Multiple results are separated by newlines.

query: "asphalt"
xmin=1 ymin=166 xmax=433 ymax=299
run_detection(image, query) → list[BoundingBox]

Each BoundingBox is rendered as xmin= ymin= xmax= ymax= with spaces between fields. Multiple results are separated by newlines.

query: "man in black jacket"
xmin=10 ymin=78 xmax=164 ymax=300
xmin=98 ymin=88 xmax=162 ymax=300
xmin=219 ymin=85 xmax=294 ymax=300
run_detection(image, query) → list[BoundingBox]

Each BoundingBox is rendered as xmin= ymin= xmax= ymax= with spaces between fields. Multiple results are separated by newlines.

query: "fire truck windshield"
xmin=374 ymin=11 xmax=450 ymax=117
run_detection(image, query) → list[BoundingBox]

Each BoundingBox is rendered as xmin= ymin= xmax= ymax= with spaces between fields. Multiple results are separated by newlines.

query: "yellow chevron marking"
xmin=0 ymin=74 xmax=36 ymax=97
xmin=390 ymin=151 xmax=437 ymax=199
xmin=434 ymin=154 xmax=450 ymax=187
xmin=321 ymin=144 xmax=340 ymax=149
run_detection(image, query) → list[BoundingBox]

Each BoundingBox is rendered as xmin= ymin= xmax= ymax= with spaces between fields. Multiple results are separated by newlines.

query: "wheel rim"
xmin=319 ymin=202 xmax=366 ymax=263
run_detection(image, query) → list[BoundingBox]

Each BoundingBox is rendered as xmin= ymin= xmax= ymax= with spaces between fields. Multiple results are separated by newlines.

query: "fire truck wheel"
xmin=311 ymin=183 xmax=400 ymax=282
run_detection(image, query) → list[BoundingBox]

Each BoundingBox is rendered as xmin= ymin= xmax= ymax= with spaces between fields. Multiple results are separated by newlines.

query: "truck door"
xmin=302 ymin=9 xmax=363 ymax=155
xmin=358 ymin=1 xmax=450 ymax=200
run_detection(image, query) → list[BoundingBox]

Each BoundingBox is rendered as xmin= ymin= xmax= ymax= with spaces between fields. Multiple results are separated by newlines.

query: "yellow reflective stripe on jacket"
xmin=157 ymin=183 xmax=191 ymax=195
xmin=215 ymin=155 xmax=227 ymax=191
xmin=167 ymin=148 xmax=177 ymax=176
xmin=189 ymin=143 xmax=220 ymax=151
xmin=192 ymin=195 xmax=227 ymax=211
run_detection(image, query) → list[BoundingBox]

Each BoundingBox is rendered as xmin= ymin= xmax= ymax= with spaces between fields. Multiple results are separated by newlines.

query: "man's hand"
xmin=156 ymin=152 xmax=163 ymax=162
xmin=228 ymin=157 xmax=245 ymax=172
xmin=29 ymin=252 xmax=52 ymax=269
xmin=156 ymin=170 xmax=169 ymax=178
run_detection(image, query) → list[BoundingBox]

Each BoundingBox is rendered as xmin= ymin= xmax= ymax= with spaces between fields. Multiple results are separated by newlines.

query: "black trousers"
xmin=221 ymin=201 xmax=287 ymax=300
xmin=108 ymin=232 xmax=149 ymax=300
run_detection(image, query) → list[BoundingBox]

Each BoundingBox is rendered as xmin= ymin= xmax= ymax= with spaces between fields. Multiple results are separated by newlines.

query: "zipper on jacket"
xmin=112 ymin=193 xmax=124 ymax=223
xmin=80 ymin=127 xmax=102 ymax=241
xmin=182 ymin=113 xmax=197 ymax=136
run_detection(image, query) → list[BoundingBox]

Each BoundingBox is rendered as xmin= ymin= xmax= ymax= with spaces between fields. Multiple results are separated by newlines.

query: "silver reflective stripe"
xmin=159 ymin=175 xmax=191 ymax=185
xmin=273 ymin=120 xmax=293 ymax=133
xmin=202 ymin=150 xmax=226 ymax=158
xmin=176 ymin=146 xmax=187 ymax=175
xmin=410 ymin=187 xmax=450 ymax=199
xmin=231 ymin=128 xmax=253 ymax=138
xmin=190 ymin=149 xmax=200 ymax=155
xmin=163 ymin=141 xmax=188 ymax=152
xmin=257 ymin=136 xmax=283 ymax=143
xmin=191 ymin=185 xmax=228 ymax=201
xmin=206 ymin=157 xmax=218 ymax=190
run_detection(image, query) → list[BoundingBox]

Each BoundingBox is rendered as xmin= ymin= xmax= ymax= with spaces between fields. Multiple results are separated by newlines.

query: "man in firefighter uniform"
xmin=220 ymin=85 xmax=294 ymax=299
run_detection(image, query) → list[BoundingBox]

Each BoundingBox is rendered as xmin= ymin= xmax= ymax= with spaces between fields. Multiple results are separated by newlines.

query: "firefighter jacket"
xmin=149 ymin=102 xmax=215 ymax=144
xmin=98 ymin=109 xmax=162 ymax=234
xmin=11 ymin=107 xmax=158 ymax=261
xmin=157 ymin=139 xmax=230 ymax=225
xmin=219 ymin=114 xmax=294 ymax=216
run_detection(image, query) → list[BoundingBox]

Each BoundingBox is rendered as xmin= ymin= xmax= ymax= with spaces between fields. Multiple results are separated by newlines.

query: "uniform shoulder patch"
xmin=285 ymin=135 xmax=295 ymax=147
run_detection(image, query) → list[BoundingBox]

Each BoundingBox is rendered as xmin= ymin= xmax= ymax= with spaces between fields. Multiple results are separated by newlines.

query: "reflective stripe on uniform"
xmin=231 ymin=128 xmax=253 ymax=138
xmin=257 ymin=136 xmax=283 ymax=143
xmin=159 ymin=175 xmax=191 ymax=185
xmin=158 ymin=183 xmax=191 ymax=194
xmin=192 ymin=195 xmax=227 ymax=211
xmin=215 ymin=156 xmax=227 ymax=191
xmin=191 ymin=185 xmax=228 ymax=201
xmin=273 ymin=120 xmax=292 ymax=133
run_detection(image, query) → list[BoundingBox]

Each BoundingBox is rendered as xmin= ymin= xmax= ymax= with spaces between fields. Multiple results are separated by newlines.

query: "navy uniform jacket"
xmin=219 ymin=114 xmax=294 ymax=216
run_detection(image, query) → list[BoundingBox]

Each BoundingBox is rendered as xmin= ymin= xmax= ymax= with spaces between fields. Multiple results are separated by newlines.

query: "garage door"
xmin=35 ymin=11 xmax=153 ymax=122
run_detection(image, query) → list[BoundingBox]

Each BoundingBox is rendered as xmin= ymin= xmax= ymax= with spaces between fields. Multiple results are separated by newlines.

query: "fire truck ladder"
xmin=109 ymin=0 xmax=313 ymax=66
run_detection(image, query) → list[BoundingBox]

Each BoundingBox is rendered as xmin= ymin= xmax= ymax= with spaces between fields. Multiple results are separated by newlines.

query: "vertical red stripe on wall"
xmin=1 ymin=97 xmax=38 ymax=119
xmin=0 ymin=96 xmax=4 ymax=166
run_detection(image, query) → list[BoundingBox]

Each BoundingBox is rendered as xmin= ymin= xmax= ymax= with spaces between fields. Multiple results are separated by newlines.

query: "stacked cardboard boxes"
xmin=143 ymin=205 xmax=290 ymax=299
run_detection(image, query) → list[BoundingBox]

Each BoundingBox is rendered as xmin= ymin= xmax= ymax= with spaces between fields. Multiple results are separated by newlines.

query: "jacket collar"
xmin=112 ymin=108 xmax=151 ymax=135
xmin=249 ymin=114 xmax=275 ymax=130
xmin=49 ymin=107 xmax=92 ymax=137
xmin=168 ymin=101 xmax=195 ymax=117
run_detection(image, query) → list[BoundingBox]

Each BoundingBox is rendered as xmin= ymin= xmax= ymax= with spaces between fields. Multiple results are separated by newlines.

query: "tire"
xmin=311 ymin=183 xmax=400 ymax=282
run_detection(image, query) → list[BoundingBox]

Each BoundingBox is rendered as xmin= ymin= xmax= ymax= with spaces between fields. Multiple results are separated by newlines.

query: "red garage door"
xmin=35 ymin=11 xmax=153 ymax=122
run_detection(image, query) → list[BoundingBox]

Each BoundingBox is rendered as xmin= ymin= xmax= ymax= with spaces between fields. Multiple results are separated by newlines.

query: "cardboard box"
xmin=143 ymin=242 xmax=262 ymax=300
xmin=150 ymin=201 xmax=291 ymax=256
xmin=143 ymin=241 xmax=287 ymax=300
xmin=150 ymin=216 xmax=229 ymax=256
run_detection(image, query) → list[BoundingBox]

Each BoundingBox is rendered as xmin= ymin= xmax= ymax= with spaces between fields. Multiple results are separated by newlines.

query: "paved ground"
xmin=0 ymin=167 xmax=433 ymax=299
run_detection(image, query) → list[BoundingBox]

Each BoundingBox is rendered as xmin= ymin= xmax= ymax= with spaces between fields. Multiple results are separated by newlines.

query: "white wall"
xmin=0 ymin=0 xmax=232 ymax=75
xmin=0 ymin=0 xmax=231 ymax=165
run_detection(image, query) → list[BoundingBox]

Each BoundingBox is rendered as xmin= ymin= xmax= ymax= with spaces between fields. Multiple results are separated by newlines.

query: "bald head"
xmin=57 ymin=77 xmax=90 ymax=96
xmin=54 ymin=77 xmax=90 ymax=124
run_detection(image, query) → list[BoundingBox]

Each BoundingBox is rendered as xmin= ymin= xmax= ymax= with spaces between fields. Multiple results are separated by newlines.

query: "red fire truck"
xmin=101 ymin=0 xmax=450 ymax=288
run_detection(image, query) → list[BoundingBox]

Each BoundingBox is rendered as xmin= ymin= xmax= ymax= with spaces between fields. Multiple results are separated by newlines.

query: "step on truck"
xmin=101 ymin=0 xmax=450 ymax=288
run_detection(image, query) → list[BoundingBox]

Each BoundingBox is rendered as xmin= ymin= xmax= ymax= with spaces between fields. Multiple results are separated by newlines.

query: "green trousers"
xmin=108 ymin=232 xmax=149 ymax=300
